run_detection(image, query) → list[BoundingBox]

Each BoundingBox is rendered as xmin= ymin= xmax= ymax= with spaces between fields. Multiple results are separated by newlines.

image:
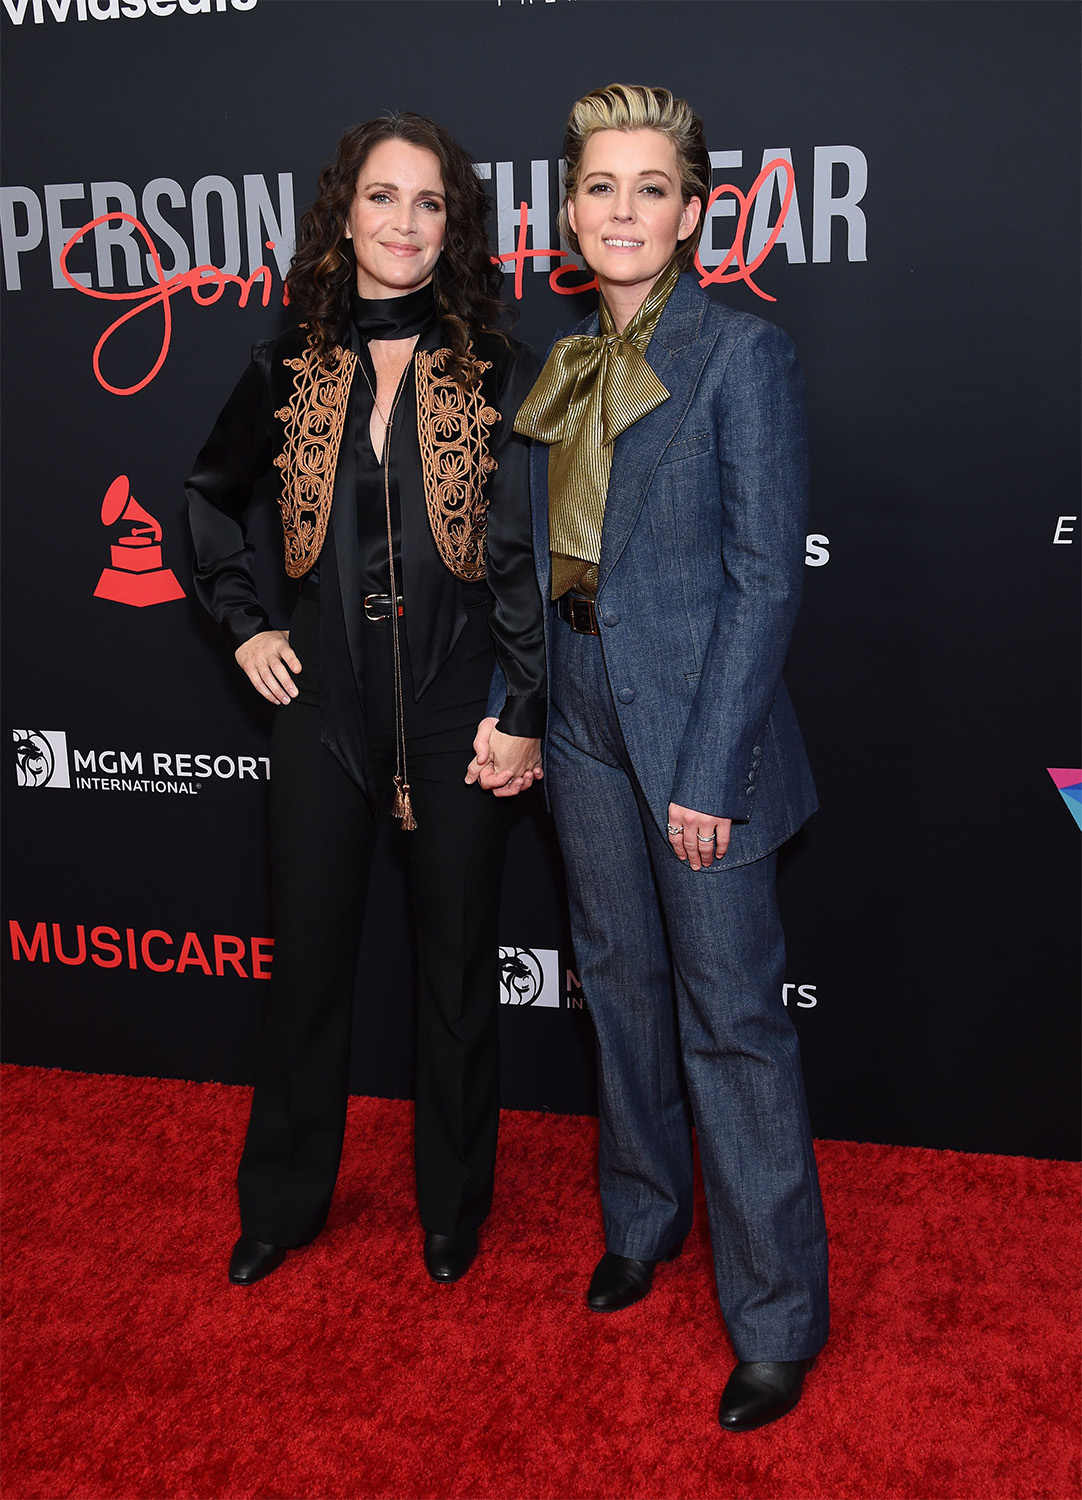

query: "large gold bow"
xmin=515 ymin=260 xmax=678 ymax=597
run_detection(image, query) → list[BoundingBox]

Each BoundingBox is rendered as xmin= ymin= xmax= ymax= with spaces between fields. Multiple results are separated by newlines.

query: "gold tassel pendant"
xmin=393 ymin=775 xmax=418 ymax=832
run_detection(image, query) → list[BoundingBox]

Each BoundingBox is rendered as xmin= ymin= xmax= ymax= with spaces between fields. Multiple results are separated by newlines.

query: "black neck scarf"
xmin=350 ymin=281 xmax=439 ymax=342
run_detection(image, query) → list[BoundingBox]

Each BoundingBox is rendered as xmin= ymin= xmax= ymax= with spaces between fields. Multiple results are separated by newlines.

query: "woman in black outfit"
xmin=186 ymin=114 xmax=545 ymax=1287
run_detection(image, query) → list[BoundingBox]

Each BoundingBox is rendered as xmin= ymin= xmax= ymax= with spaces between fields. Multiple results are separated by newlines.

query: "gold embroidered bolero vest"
xmin=272 ymin=337 xmax=500 ymax=582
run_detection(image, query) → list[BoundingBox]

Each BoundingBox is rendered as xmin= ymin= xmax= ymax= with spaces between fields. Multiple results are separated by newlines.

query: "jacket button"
xmin=747 ymin=770 xmax=758 ymax=782
xmin=752 ymin=746 xmax=763 ymax=758
xmin=617 ymin=688 xmax=635 ymax=705
xmin=603 ymin=611 xmax=620 ymax=626
xmin=745 ymin=785 xmax=756 ymax=795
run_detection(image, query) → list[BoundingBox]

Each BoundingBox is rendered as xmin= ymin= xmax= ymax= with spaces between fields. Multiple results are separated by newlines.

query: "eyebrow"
xmin=581 ymin=169 xmax=675 ymax=184
xmin=362 ymin=180 xmax=446 ymax=199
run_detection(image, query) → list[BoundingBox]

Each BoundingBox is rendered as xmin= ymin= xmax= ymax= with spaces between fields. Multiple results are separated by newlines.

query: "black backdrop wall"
xmin=3 ymin=0 xmax=1079 ymax=1160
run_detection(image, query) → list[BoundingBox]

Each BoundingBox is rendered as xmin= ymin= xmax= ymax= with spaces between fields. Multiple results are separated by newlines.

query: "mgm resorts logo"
xmin=12 ymin=729 xmax=269 ymax=793
xmin=499 ymin=947 xmax=561 ymax=1008
xmin=13 ymin=729 xmax=70 ymax=788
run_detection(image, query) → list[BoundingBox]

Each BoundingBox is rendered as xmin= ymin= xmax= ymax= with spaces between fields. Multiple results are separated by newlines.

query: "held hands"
xmin=235 ymin=630 xmax=301 ymax=706
xmin=466 ymin=717 xmax=543 ymax=798
xmin=667 ymin=803 xmax=732 ymax=870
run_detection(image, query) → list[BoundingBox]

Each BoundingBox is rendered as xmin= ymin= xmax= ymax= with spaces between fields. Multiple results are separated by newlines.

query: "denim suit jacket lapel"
xmin=530 ymin=276 xmax=718 ymax=602
xmin=598 ymin=273 xmax=719 ymax=595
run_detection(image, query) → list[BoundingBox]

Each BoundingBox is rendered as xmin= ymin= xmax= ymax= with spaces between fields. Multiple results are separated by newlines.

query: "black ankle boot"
xmin=423 ymin=1230 xmax=478 ymax=1283
xmin=228 ymin=1234 xmax=287 ymax=1286
xmin=718 ymin=1357 xmax=817 ymax=1432
xmin=586 ymin=1242 xmax=683 ymax=1312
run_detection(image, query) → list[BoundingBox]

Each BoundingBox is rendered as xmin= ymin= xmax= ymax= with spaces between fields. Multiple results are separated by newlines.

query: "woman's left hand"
xmin=466 ymin=718 xmax=543 ymax=797
xmin=667 ymin=803 xmax=732 ymax=870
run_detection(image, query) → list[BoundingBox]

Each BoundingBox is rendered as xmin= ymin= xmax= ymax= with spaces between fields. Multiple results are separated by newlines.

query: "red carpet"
xmin=1 ymin=1064 xmax=1078 ymax=1500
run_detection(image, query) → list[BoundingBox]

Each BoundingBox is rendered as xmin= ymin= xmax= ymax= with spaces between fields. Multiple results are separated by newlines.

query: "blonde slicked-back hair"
xmin=559 ymin=83 xmax=711 ymax=273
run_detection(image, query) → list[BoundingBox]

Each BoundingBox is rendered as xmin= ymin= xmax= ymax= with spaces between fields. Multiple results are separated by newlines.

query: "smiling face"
xmin=344 ymin=138 xmax=447 ymax=299
xmin=567 ymin=128 xmax=700 ymax=313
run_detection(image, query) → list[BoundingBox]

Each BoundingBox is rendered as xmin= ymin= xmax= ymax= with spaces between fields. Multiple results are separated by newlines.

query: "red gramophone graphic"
xmin=93 ymin=475 xmax=186 ymax=607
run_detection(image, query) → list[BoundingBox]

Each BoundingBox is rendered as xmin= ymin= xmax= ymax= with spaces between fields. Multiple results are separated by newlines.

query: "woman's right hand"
xmin=235 ymin=630 xmax=301 ymax=706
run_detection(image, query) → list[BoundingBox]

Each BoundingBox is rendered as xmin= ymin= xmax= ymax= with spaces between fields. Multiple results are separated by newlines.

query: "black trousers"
xmin=237 ymin=593 xmax=510 ymax=1246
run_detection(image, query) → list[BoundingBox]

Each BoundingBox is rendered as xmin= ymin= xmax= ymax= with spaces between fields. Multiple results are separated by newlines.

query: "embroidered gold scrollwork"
xmin=415 ymin=346 xmax=499 ymax=582
xmin=273 ymin=343 xmax=357 ymax=578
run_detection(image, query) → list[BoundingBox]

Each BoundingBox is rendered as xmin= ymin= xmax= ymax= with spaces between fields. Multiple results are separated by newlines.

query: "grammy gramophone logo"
xmin=93 ymin=474 xmax=185 ymax=608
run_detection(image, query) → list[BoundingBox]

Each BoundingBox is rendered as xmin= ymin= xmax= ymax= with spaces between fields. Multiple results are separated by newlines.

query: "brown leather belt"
xmin=363 ymin=593 xmax=404 ymax=622
xmin=557 ymin=592 xmax=600 ymax=635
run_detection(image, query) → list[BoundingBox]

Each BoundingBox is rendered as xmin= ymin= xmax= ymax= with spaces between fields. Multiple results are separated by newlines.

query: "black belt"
xmin=363 ymin=593 xmax=404 ymax=622
xmin=557 ymin=592 xmax=600 ymax=635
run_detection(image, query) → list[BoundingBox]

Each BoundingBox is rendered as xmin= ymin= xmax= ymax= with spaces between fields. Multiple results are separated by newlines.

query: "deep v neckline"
xmin=363 ymin=340 xmax=417 ymax=465
xmin=350 ymin=283 xmax=438 ymax=464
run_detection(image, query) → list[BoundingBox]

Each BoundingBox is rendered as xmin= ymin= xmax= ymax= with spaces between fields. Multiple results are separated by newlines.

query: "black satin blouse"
xmin=347 ymin=284 xmax=440 ymax=609
xmin=185 ymin=289 xmax=546 ymax=788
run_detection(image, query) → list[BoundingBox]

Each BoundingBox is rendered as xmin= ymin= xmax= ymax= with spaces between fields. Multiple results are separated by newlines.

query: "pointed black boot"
xmin=423 ymin=1230 xmax=478 ymax=1283
xmin=228 ymin=1234 xmax=287 ymax=1286
xmin=585 ymin=1242 xmax=684 ymax=1312
xmin=718 ymin=1357 xmax=817 ymax=1432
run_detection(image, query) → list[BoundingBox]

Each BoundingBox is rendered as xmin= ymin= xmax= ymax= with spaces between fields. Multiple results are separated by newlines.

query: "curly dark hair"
xmin=287 ymin=113 xmax=510 ymax=382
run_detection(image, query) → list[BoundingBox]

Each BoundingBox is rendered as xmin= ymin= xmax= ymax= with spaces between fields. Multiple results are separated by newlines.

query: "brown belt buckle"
xmin=567 ymin=594 xmax=598 ymax=634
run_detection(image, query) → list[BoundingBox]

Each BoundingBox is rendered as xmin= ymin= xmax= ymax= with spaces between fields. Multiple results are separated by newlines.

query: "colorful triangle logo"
xmin=1047 ymin=768 xmax=1082 ymax=831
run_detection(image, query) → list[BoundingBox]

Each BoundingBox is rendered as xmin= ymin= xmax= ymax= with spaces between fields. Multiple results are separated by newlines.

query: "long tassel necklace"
xmin=362 ymin=359 xmax=417 ymax=832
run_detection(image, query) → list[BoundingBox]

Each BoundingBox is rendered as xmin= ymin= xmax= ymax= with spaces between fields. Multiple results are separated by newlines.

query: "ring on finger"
xmin=696 ymin=831 xmax=715 ymax=843
xmin=667 ymin=823 xmax=684 ymax=836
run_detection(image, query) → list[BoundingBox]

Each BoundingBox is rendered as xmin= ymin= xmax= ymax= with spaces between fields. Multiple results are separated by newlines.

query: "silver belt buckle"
xmin=363 ymin=593 xmax=402 ymax=622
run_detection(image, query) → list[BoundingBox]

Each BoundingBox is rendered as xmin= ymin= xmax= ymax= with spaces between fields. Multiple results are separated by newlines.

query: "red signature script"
xmin=60 ymin=211 xmax=278 ymax=397
xmin=64 ymin=164 xmax=792 ymax=395
xmin=696 ymin=157 xmax=794 ymax=302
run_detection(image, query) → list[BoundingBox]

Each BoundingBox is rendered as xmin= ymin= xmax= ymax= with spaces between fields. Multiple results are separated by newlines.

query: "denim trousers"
xmin=547 ymin=617 xmax=829 ymax=1362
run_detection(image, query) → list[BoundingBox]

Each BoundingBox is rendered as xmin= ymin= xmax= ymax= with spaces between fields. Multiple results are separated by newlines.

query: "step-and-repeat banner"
xmin=3 ymin=0 xmax=1078 ymax=1159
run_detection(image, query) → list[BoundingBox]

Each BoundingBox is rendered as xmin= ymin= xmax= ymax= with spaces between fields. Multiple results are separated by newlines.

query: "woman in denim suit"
xmin=483 ymin=84 xmax=829 ymax=1432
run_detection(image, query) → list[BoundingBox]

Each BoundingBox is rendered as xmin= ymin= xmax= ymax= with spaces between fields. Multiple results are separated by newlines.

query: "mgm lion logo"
xmin=498 ymin=947 xmax=560 ymax=1007
xmin=12 ymin=730 xmax=69 ymax=789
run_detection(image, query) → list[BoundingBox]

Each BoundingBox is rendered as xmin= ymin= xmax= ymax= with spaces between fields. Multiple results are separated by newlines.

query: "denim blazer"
xmin=505 ymin=271 xmax=818 ymax=867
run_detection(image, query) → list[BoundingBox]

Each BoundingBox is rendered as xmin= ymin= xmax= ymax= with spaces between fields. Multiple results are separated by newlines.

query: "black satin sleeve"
xmin=185 ymin=340 xmax=278 ymax=649
xmin=485 ymin=344 xmax=547 ymax=739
